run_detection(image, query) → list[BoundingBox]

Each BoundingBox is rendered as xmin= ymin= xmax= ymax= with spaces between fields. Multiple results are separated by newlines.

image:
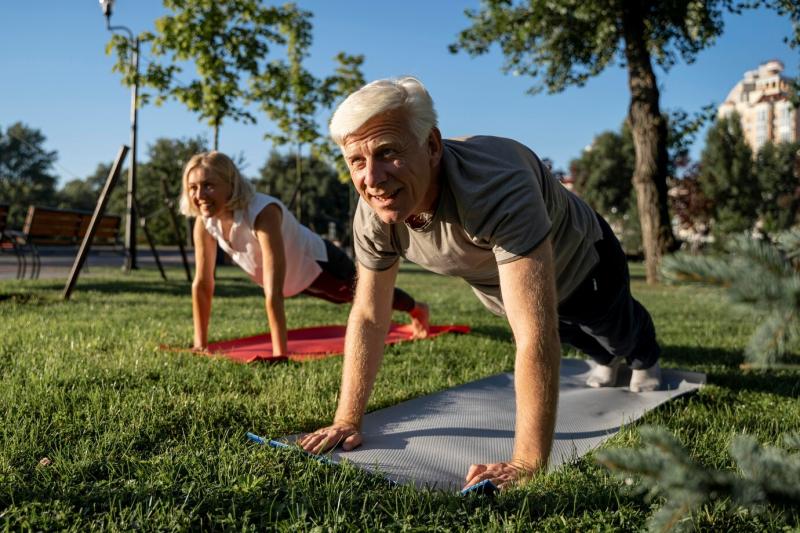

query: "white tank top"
xmin=203 ymin=193 xmax=327 ymax=296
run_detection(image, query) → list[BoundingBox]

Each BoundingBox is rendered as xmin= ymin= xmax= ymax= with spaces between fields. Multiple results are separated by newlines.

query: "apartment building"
xmin=718 ymin=60 xmax=799 ymax=152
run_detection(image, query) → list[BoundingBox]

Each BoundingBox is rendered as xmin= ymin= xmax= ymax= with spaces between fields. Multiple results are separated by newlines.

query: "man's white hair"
xmin=329 ymin=76 xmax=438 ymax=147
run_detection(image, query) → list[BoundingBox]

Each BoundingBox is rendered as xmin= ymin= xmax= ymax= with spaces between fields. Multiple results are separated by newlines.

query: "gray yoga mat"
xmin=289 ymin=358 xmax=705 ymax=490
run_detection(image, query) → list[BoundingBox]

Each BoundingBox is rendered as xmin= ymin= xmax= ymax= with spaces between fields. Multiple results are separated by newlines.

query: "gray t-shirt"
xmin=354 ymin=135 xmax=602 ymax=315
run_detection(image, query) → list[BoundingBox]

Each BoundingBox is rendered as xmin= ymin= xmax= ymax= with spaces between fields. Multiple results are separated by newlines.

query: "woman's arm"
xmin=192 ymin=217 xmax=218 ymax=350
xmin=253 ymin=203 xmax=288 ymax=357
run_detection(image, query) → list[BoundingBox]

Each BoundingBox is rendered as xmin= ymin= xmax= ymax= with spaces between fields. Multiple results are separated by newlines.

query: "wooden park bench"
xmin=0 ymin=204 xmax=25 ymax=279
xmin=15 ymin=206 xmax=123 ymax=279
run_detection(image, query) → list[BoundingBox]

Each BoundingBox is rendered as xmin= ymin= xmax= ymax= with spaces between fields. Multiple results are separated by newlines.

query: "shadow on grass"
xmin=665 ymin=345 xmax=800 ymax=398
xmin=664 ymin=345 xmax=744 ymax=368
xmin=711 ymin=368 xmax=800 ymax=399
xmin=16 ymin=278 xmax=261 ymax=299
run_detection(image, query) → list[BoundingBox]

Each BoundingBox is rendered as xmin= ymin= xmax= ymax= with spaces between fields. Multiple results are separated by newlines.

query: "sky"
xmin=0 ymin=1 xmax=797 ymax=187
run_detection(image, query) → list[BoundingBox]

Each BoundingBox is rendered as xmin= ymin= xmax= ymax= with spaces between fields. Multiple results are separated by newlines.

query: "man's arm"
xmin=191 ymin=217 xmax=218 ymax=350
xmin=298 ymin=260 xmax=399 ymax=454
xmin=464 ymin=238 xmax=561 ymax=489
xmin=254 ymin=204 xmax=288 ymax=357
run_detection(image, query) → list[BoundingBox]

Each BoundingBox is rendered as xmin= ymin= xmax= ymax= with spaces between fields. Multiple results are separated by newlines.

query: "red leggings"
xmin=302 ymin=240 xmax=416 ymax=312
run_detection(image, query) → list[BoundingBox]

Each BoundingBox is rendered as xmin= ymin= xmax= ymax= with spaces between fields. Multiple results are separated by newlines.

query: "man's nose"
xmin=363 ymin=158 xmax=387 ymax=189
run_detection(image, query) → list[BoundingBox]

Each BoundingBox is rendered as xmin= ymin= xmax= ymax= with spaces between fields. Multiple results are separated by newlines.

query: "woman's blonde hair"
xmin=179 ymin=151 xmax=254 ymax=217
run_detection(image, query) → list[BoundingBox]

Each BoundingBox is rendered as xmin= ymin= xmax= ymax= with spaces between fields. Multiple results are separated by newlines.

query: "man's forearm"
xmin=512 ymin=336 xmax=561 ymax=471
xmin=334 ymin=309 xmax=391 ymax=427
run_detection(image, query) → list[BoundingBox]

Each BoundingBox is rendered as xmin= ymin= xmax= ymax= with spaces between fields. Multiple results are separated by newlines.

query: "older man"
xmin=298 ymin=77 xmax=662 ymax=489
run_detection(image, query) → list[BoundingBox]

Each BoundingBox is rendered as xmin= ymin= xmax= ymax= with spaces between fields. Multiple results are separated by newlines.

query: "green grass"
xmin=1 ymin=263 xmax=798 ymax=531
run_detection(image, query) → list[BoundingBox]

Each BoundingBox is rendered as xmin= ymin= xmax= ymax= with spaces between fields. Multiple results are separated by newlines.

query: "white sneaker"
xmin=629 ymin=362 xmax=662 ymax=392
xmin=586 ymin=356 xmax=625 ymax=388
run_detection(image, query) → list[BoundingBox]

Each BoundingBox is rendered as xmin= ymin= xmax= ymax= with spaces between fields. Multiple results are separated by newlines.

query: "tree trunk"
xmin=213 ymin=124 xmax=220 ymax=152
xmin=620 ymin=2 xmax=675 ymax=284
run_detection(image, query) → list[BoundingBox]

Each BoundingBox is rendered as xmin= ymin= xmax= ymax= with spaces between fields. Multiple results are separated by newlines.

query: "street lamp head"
xmin=99 ymin=0 xmax=113 ymax=19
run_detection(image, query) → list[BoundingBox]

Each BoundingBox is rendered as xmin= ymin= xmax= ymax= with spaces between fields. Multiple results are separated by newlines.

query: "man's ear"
xmin=427 ymin=127 xmax=443 ymax=165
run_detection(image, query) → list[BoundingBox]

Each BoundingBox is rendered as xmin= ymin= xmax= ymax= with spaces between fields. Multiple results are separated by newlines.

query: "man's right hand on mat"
xmin=298 ymin=422 xmax=362 ymax=454
xmin=463 ymin=460 xmax=533 ymax=491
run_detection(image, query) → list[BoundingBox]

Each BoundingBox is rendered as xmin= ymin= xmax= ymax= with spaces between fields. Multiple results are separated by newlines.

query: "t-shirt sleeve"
xmin=462 ymin=146 xmax=552 ymax=265
xmin=353 ymin=198 xmax=400 ymax=271
xmin=245 ymin=193 xmax=278 ymax=229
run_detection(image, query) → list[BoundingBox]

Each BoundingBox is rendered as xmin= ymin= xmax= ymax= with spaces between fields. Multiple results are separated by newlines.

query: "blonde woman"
xmin=180 ymin=151 xmax=428 ymax=355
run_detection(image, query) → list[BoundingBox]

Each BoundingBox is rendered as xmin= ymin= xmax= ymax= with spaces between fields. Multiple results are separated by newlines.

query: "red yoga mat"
xmin=184 ymin=323 xmax=470 ymax=364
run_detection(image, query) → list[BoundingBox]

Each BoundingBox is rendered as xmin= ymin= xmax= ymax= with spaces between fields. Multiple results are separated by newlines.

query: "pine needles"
xmin=662 ymin=230 xmax=800 ymax=366
xmin=596 ymin=426 xmax=800 ymax=533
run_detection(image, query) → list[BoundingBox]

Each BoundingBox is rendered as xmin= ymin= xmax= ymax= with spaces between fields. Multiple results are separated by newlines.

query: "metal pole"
xmin=123 ymin=37 xmax=140 ymax=271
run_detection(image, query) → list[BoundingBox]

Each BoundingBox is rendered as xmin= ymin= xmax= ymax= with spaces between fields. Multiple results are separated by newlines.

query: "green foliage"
xmin=249 ymin=7 xmax=364 ymax=222
xmin=570 ymin=124 xmax=635 ymax=216
xmin=662 ymin=230 xmax=800 ymax=366
xmin=597 ymin=426 xmax=800 ymax=532
xmin=0 ymin=122 xmax=58 ymax=227
xmin=107 ymin=0 xmax=294 ymax=149
xmin=54 ymin=137 xmax=207 ymax=245
xmin=755 ymin=141 xmax=800 ymax=234
xmin=56 ymin=179 xmax=102 ymax=213
xmin=450 ymin=1 xmax=729 ymax=95
xmin=699 ymin=114 xmax=759 ymax=235
xmin=253 ymin=4 xmax=318 ymax=149
xmin=255 ymin=152 xmax=349 ymax=235
xmin=135 ymin=136 xmax=208 ymax=245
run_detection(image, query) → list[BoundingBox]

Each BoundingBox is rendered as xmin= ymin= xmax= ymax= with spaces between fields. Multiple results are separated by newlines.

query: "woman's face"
xmin=186 ymin=167 xmax=233 ymax=218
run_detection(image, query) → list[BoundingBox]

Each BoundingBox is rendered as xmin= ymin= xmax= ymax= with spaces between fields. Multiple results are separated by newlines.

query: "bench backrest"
xmin=22 ymin=206 xmax=122 ymax=246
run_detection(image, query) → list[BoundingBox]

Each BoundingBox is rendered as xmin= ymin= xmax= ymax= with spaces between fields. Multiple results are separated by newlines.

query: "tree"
xmin=55 ymin=137 xmax=206 ymax=245
xmin=107 ymin=0 xmax=293 ymax=149
xmin=668 ymin=163 xmax=714 ymax=252
xmin=597 ymin=425 xmax=800 ymax=532
xmin=0 ymin=122 xmax=58 ymax=226
xmin=252 ymin=6 xmax=365 ymax=225
xmin=698 ymin=114 xmax=759 ymax=236
xmin=255 ymin=152 xmax=349 ymax=236
xmin=136 ymin=136 xmax=208 ymax=244
xmin=57 ymin=179 xmax=102 ymax=213
xmin=755 ymin=141 xmax=800 ymax=235
xmin=450 ymin=0 xmax=798 ymax=283
xmin=570 ymin=124 xmax=635 ymax=217
xmin=662 ymin=228 xmax=800 ymax=367
xmin=252 ymin=4 xmax=319 ymax=223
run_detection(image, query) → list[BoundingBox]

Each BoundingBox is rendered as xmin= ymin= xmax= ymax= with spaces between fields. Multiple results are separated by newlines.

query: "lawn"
xmin=0 ymin=263 xmax=798 ymax=531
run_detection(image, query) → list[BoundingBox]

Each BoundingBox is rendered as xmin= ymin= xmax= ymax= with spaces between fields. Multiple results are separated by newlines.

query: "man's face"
xmin=342 ymin=110 xmax=440 ymax=225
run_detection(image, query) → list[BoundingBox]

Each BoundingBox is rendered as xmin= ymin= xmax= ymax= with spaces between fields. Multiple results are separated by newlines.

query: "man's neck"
xmin=405 ymin=168 xmax=442 ymax=229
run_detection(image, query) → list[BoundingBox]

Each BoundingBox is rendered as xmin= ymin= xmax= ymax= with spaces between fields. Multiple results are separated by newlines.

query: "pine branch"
xmin=596 ymin=426 xmax=800 ymax=532
xmin=777 ymin=227 xmax=800 ymax=264
xmin=662 ymin=231 xmax=800 ymax=366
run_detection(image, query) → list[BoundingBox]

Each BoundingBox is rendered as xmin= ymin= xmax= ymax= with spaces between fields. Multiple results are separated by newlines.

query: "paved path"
xmin=0 ymin=246 xmax=195 ymax=281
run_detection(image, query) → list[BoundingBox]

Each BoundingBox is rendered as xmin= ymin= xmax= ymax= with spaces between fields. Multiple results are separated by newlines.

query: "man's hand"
xmin=297 ymin=422 xmax=362 ymax=455
xmin=463 ymin=460 xmax=534 ymax=490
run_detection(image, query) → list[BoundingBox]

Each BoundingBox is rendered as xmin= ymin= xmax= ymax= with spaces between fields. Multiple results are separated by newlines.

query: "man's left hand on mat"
xmin=297 ymin=422 xmax=362 ymax=455
xmin=463 ymin=461 xmax=530 ymax=490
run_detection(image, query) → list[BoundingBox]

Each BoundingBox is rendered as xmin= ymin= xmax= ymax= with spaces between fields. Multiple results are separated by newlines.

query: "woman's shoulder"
xmin=246 ymin=193 xmax=285 ymax=225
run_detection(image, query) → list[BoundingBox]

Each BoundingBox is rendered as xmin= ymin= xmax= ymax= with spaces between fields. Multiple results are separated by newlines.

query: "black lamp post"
xmin=100 ymin=0 xmax=139 ymax=271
